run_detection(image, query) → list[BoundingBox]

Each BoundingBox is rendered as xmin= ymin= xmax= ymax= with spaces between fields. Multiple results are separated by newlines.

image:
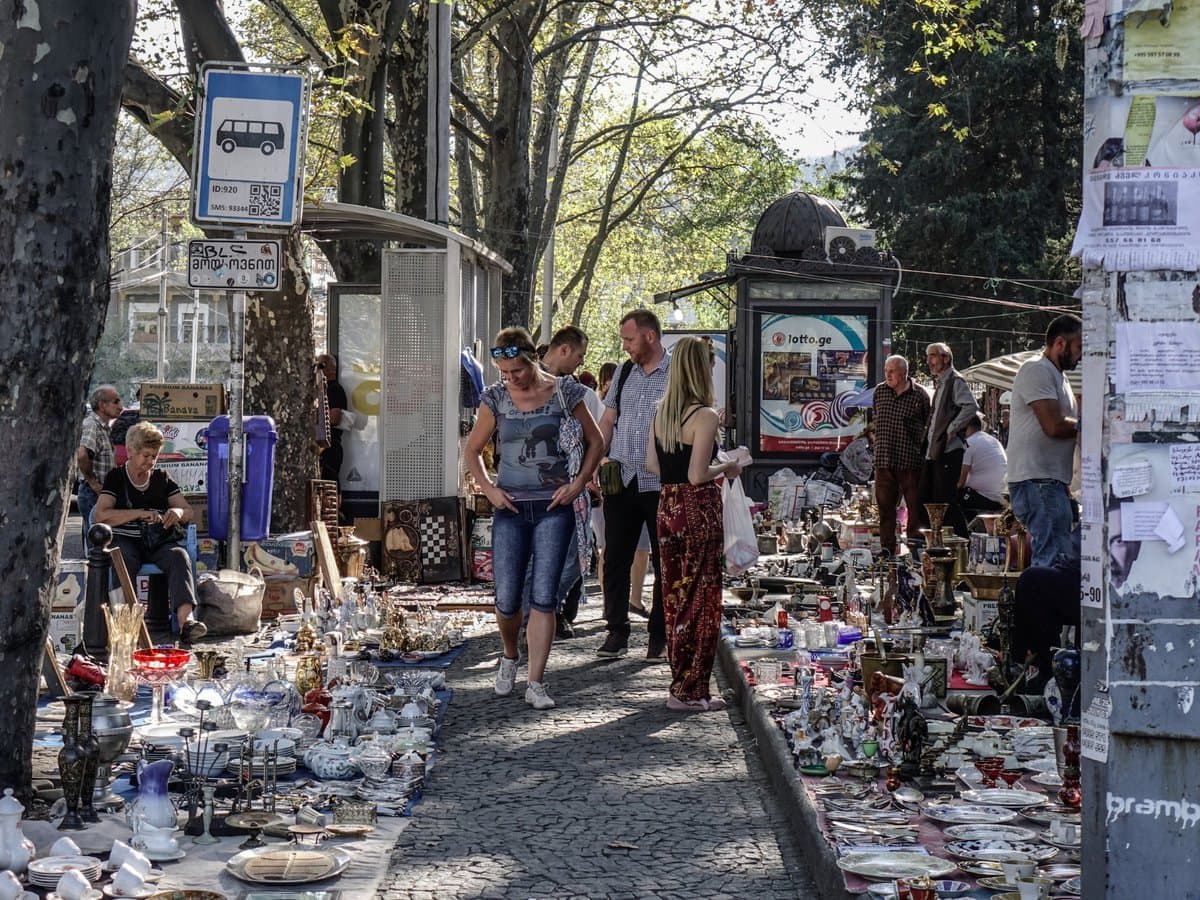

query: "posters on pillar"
xmin=1123 ymin=272 xmax=1200 ymax=320
xmin=1073 ymin=95 xmax=1200 ymax=270
xmin=758 ymin=313 xmax=869 ymax=454
xmin=1107 ymin=443 xmax=1198 ymax=597
xmin=1123 ymin=0 xmax=1200 ymax=81
xmin=1080 ymin=354 xmax=1105 ymax=608
xmin=1115 ymin=322 xmax=1200 ymax=392
xmin=1081 ymin=692 xmax=1112 ymax=763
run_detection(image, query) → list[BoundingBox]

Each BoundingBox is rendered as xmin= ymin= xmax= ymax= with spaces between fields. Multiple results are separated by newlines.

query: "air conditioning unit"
xmin=825 ymin=226 xmax=876 ymax=262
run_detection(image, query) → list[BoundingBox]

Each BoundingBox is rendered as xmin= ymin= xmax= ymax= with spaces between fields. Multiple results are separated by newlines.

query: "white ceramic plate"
xmin=941 ymin=824 xmax=1038 ymax=842
xmin=1023 ymin=757 xmax=1059 ymax=773
xmin=960 ymin=788 xmax=1049 ymax=807
xmin=101 ymin=863 xmax=164 ymax=879
xmin=835 ymin=850 xmax=958 ymax=881
xmin=140 ymin=848 xmax=186 ymax=862
xmin=101 ymin=885 xmax=156 ymax=899
xmin=921 ymin=802 xmax=1020 ymax=824
xmin=1041 ymin=830 xmax=1081 ymax=849
xmin=1062 ymin=875 xmax=1082 ymax=895
xmin=1031 ymin=771 xmax=1063 ymax=787
xmin=225 ymin=846 xmax=352 ymax=884
xmin=944 ymin=838 xmax=1059 ymax=862
xmin=28 ymin=855 xmax=104 ymax=878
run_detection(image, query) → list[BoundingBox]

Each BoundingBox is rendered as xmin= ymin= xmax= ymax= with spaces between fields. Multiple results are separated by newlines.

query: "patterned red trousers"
xmin=657 ymin=481 xmax=724 ymax=702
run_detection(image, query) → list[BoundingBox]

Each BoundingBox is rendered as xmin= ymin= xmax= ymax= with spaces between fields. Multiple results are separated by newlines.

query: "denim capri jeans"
xmin=492 ymin=500 xmax=575 ymax=618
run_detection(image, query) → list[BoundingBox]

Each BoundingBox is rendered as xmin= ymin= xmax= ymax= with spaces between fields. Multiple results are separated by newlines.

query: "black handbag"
xmin=141 ymin=521 xmax=186 ymax=552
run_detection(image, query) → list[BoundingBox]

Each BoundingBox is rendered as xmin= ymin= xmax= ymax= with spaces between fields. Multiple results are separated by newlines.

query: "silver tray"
xmin=959 ymin=788 xmax=1048 ymax=807
xmin=836 ymin=850 xmax=958 ymax=881
xmin=921 ymin=802 xmax=1020 ymax=824
xmin=944 ymin=838 xmax=1059 ymax=862
xmin=225 ymin=846 xmax=352 ymax=884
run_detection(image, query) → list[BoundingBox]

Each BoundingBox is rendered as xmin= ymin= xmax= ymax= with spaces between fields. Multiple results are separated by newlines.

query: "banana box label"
xmin=242 ymin=531 xmax=315 ymax=577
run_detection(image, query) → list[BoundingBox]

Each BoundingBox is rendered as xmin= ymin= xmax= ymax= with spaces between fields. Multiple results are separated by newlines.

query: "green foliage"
xmin=818 ymin=0 xmax=1083 ymax=363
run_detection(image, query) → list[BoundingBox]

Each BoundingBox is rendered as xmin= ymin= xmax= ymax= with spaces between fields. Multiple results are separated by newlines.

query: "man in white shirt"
xmin=1006 ymin=315 xmax=1081 ymax=567
xmin=957 ymin=414 xmax=1007 ymax=518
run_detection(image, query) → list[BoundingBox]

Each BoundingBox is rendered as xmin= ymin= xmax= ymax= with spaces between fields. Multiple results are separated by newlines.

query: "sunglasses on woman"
xmin=490 ymin=345 xmax=526 ymax=359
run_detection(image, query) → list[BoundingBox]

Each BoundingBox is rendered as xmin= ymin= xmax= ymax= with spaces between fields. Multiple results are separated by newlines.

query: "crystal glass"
xmin=104 ymin=604 xmax=144 ymax=703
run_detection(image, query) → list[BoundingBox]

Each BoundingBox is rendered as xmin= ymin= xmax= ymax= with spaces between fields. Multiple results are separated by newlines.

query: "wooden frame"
xmin=41 ymin=639 xmax=70 ymax=698
xmin=312 ymin=520 xmax=343 ymax=603
xmin=108 ymin=546 xmax=154 ymax=649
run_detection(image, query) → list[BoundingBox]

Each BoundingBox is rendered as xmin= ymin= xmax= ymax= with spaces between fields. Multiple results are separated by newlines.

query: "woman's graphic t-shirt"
xmin=480 ymin=376 xmax=586 ymax=500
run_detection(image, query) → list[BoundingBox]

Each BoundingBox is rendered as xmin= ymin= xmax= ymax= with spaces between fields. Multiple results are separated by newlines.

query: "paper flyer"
xmin=1124 ymin=0 xmax=1200 ymax=81
xmin=1074 ymin=95 xmax=1200 ymax=269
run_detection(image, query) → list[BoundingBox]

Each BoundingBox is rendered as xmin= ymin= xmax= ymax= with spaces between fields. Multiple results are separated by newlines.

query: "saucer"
xmin=101 ymin=863 xmax=163 ymax=879
xmin=46 ymin=891 xmax=102 ymax=900
xmin=102 ymin=886 xmax=155 ymax=899
xmin=140 ymin=848 xmax=186 ymax=862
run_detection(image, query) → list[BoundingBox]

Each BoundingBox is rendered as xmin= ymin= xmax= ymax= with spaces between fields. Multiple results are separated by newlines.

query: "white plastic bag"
xmin=722 ymin=476 xmax=759 ymax=575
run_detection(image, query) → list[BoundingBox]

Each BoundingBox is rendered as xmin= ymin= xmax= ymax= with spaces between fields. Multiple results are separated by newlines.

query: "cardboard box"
xmin=48 ymin=610 xmax=80 ymax=652
xmin=471 ymin=548 xmax=494 ymax=582
xmin=262 ymin=574 xmax=317 ymax=619
xmin=187 ymin=494 xmax=209 ymax=536
xmin=54 ymin=559 xmax=87 ymax=611
xmin=157 ymin=459 xmax=207 ymax=494
xmin=137 ymin=382 xmax=226 ymax=421
xmin=196 ymin=538 xmax=220 ymax=575
xmin=243 ymin=531 xmax=315 ymax=577
xmin=157 ymin=421 xmax=211 ymax=460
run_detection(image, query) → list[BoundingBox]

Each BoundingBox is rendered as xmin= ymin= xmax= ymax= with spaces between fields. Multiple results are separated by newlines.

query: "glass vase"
xmin=104 ymin=604 xmax=144 ymax=702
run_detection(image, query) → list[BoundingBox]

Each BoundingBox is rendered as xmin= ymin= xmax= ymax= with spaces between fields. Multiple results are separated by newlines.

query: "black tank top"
xmin=655 ymin=407 xmax=717 ymax=485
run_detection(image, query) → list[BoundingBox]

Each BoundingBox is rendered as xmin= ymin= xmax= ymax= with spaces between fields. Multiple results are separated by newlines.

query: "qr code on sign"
xmin=249 ymin=183 xmax=282 ymax=218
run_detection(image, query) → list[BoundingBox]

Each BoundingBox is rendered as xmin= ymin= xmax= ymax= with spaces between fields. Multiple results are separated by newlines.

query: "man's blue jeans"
xmin=1009 ymin=478 xmax=1075 ymax=568
xmin=77 ymin=483 xmax=98 ymax=549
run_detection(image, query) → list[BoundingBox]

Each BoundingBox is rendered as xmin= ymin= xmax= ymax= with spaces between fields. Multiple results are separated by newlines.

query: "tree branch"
xmin=121 ymin=57 xmax=195 ymax=172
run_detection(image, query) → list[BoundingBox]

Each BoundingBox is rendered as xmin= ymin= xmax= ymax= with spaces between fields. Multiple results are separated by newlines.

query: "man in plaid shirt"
xmin=872 ymin=356 xmax=931 ymax=554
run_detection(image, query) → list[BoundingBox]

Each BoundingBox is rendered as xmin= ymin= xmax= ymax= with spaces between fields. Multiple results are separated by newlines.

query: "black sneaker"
xmin=595 ymin=633 xmax=628 ymax=658
xmin=555 ymin=614 xmax=576 ymax=640
xmin=180 ymin=619 xmax=208 ymax=643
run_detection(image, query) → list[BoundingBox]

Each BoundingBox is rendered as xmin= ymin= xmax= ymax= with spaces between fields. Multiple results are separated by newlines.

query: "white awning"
xmin=962 ymin=350 xmax=1082 ymax=395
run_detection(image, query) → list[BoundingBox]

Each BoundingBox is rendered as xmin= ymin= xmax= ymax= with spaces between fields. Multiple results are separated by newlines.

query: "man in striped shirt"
xmin=872 ymin=355 xmax=932 ymax=555
xmin=596 ymin=310 xmax=671 ymax=659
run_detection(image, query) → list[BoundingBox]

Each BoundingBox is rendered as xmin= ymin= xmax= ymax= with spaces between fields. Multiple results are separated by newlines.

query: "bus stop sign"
xmin=192 ymin=65 xmax=309 ymax=228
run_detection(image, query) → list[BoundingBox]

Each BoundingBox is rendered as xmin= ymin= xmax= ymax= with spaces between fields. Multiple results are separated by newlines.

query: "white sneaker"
xmin=495 ymin=656 xmax=519 ymax=696
xmin=525 ymin=680 xmax=556 ymax=710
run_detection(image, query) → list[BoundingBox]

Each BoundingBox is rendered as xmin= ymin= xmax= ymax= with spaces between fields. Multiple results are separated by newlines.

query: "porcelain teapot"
xmin=0 ymin=788 xmax=35 ymax=875
xmin=303 ymin=740 xmax=358 ymax=780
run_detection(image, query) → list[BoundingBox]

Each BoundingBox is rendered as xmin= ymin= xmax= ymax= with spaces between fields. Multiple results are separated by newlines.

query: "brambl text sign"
xmin=187 ymin=239 xmax=282 ymax=291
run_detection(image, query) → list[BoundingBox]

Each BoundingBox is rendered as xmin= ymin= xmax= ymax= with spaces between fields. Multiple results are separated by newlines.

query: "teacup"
xmin=51 ymin=836 xmax=82 ymax=856
xmin=0 ymin=871 xmax=25 ymax=900
xmin=109 ymin=839 xmax=136 ymax=868
xmin=1016 ymin=875 xmax=1054 ymax=899
xmin=1000 ymin=859 xmax=1036 ymax=882
xmin=112 ymin=863 xmax=147 ymax=896
xmin=135 ymin=828 xmax=179 ymax=854
xmin=55 ymin=869 xmax=93 ymax=900
xmin=120 ymin=849 xmax=152 ymax=877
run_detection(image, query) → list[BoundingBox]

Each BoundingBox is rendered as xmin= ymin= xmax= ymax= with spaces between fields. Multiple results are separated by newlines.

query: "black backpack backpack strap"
xmin=613 ymin=359 xmax=635 ymax=416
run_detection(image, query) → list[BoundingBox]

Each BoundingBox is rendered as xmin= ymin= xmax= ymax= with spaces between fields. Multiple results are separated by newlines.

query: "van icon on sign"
xmin=217 ymin=119 xmax=286 ymax=155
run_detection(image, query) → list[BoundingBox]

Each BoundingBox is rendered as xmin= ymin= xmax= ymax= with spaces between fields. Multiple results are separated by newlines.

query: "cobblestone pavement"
xmin=378 ymin=600 xmax=819 ymax=899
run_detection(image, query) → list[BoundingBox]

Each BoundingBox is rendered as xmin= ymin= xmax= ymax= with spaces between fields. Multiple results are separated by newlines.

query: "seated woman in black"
xmin=94 ymin=421 xmax=205 ymax=642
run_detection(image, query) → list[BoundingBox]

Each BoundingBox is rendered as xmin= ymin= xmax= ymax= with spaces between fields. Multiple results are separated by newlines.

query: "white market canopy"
xmin=962 ymin=350 xmax=1083 ymax=396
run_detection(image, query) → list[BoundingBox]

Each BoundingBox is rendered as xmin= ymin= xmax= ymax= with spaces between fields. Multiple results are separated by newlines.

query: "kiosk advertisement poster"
xmin=758 ymin=312 xmax=869 ymax=454
xmin=335 ymin=291 xmax=382 ymax=499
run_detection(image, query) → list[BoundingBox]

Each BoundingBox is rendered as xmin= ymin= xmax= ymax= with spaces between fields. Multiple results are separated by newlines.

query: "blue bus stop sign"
xmin=192 ymin=65 xmax=309 ymax=228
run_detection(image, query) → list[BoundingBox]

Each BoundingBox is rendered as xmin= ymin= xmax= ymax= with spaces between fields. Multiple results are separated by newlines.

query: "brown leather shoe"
xmin=646 ymin=638 xmax=667 ymax=661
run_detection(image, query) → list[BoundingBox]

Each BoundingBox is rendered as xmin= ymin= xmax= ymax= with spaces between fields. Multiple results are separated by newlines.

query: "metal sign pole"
xmin=228 ymin=231 xmax=246 ymax=565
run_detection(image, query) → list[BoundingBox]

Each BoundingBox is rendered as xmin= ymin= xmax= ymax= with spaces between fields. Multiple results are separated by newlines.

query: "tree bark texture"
xmin=126 ymin=3 xmax=319 ymax=533
xmin=485 ymin=6 xmax=536 ymax=327
xmin=245 ymin=235 xmax=317 ymax=533
xmin=0 ymin=0 xmax=136 ymax=798
xmin=387 ymin=0 xmax=429 ymax=221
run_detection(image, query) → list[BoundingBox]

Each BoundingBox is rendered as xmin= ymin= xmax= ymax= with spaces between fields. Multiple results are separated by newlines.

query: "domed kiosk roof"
xmin=750 ymin=191 xmax=846 ymax=258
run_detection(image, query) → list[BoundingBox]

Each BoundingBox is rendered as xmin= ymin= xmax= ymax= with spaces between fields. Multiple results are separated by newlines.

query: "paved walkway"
xmin=378 ymin=601 xmax=819 ymax=899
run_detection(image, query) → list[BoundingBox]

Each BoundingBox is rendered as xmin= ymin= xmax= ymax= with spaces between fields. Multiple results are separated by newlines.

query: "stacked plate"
xmin=27 ymin=855 xmax=103 ymax=889
xmin=250 ymin=737 xmax=296 ymax=758
xmin=183 ymin=744 xmax=230 ymax=778
xmin=226 ymin=755 xmax=299 ymax=776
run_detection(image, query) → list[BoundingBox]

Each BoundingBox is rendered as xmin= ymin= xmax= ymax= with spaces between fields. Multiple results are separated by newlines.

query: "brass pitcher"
xmin=295 ymin=654 xmax=324 ymax=696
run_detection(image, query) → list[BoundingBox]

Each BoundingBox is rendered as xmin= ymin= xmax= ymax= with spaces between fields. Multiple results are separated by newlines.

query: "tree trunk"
xmin=485 ymin=8 xmax=536 ymax=326
xmin=0 ymin=0 xmax=136 ymax=799
xmin=246 ymin=234 xmax=317 ymax=533
xmin=388 ymin=0 xmax=429 ymax=220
